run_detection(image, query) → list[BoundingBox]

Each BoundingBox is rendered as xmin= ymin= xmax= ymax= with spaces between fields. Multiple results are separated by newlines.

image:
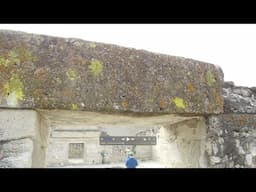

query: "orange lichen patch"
xmin=33 ymin=89 xmax=43 ymax=97
xmin=159 ymin=98 xmax=168 ymax=109
xmin=61 ymin=90 xmax=74 ymax=98
xmin=237 ymin=115 xmax=248 ymax=127
xmin=188 ymin=83 xmax=195 ymax=93
xmin=215 ymin=93 xmax=224 ymax=107
xmin=121 ymin=99 xmax=128 ymax=109
xmin=34 ymin=67 xmax=49 ymax=80
xmin=72 ymin=56 xmax=87 ymax=65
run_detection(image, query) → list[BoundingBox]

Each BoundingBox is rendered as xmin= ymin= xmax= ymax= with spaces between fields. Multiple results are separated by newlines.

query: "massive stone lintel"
xmin=0 ymin=30 xmax=224 ymax=114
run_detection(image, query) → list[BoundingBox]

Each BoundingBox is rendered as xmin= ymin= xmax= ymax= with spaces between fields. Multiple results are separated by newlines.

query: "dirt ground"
xmin=49 ymin=160 xmax=166 ymax=168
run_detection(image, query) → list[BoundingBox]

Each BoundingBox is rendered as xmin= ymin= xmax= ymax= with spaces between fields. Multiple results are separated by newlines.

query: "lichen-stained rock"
xmin=223 ymin=82 xmax=256 ymax=113
xmin=0 ymin=30 xmax=224 ymax=114
xmin=206 ymin=115 xmax=256 ymax=168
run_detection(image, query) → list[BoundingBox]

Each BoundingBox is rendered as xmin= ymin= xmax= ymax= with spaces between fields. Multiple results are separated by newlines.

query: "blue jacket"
xmin=125 ymin=157 xmax=138 ymax=168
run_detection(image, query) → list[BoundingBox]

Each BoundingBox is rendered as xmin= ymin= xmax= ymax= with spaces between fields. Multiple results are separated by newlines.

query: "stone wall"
xmin=223 ymin=82 xmax=256 ymax=113
xmin=206 ymin=83 xmax=256 ymax=168
xmin=206 ymin=115 xmax=256 ymax=168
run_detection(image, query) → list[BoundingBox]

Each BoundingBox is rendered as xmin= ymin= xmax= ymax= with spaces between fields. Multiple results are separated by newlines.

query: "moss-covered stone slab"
xmin=0 ymin=30 xmax=224 ymax=114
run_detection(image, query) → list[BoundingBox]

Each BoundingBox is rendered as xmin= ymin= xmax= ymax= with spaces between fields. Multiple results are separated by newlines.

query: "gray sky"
xmin=0 ymin=24 xmax=255 ymax=87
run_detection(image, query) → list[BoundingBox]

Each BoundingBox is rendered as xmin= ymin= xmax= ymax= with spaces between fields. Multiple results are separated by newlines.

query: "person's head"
xmin=128 ymin=152 xmax=134 ymax=157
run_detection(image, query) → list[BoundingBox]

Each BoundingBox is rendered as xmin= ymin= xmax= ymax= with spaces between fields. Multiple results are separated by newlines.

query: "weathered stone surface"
xmin=206 ymin=114 xmax=256 ymax=168
xmin=44 ymin=111 xmax=206 ymax=168
xmin=38 ymin=109 xmax=199 ymax=128
xmin=0 ymin=109 xmax=38 ymax=141
xmin=0 ymin=138 xmax=33 ymax=168
xmin=223 ymin=82 xmax=256 ymax=113
xmin=0 ymin=109 xmax=49 ymax=167
xmin=152 ymin=117 xmax=207 ymax=168
xmin=0 ymin=30 xmax=224 ymax=114
xmin=41 ymin=110 xmax=203 ymax=167
xmin=32 ymin=112 xmax=50 ymax=168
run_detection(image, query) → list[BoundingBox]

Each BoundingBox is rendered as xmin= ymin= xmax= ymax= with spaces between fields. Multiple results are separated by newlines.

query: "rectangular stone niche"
xmin=0 ymin=109 xmax=208 ymax=168
xmin=38 ymin=110 xmax=207 ymax=168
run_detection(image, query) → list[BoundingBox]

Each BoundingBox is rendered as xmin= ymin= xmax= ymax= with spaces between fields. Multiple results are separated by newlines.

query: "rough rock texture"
xmin=223 ymin=82 xmax=256 ymax=113
xmin=0 ymin=30 xmax=224 ymax=114
xmin=152 ymin=118 xmax=207 ymax=168
xmin=41 ymin=110 xmax=199 ymax=167
xmin=0 ymin=110 xmax=38 ymax=141
xmin=0 ymin=109 xmax=48 ymax=168
xmin=206 ymin=115 xmax=256 ymax=168
xmin=0 ymin=138 xmax=33 ymax=168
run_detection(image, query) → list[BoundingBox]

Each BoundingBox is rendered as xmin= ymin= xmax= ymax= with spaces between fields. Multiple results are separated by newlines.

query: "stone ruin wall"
xmin=205 ymin=83 xmax=256 ymax=168
xmin=0 ymin=30 xmax=255 ymax=168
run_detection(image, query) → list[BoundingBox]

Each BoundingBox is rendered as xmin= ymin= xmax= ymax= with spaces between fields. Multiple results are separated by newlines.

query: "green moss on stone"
xmin=0 ymin=50 xmax=19 ymax=67
xmin=173 ymin=97 xmax=185 ymax=109
xmin=90 ymin=43 xmax=97 ymax=48
xmin=71 ymin=104 xmax=78 ymax=110
xmin=56 ymin=77 xmax=62 ymax=84
xmin=4 ymin=74 xmax=24 ymax=106
xmin=206 ymin=70 xmax=216 ymax=86
xmin=8 ymin=50 xmax=20 ymax=64
xmin=0 ymin=47 xmax=36 ymax=67
xmin=121 ymin=99 xmax=128 ymax=109
xmin=13 ymin=47 xmax=37 ymax=62
xmin=89 ymin=59 xmax=103 ymax=76
xmin=66 ymin=69 xmax=78 ymax=81
xmin=148 ymin=98 xmax=154 ymax=103
xmin=0 ymin=56 xmax=10 ymax=67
